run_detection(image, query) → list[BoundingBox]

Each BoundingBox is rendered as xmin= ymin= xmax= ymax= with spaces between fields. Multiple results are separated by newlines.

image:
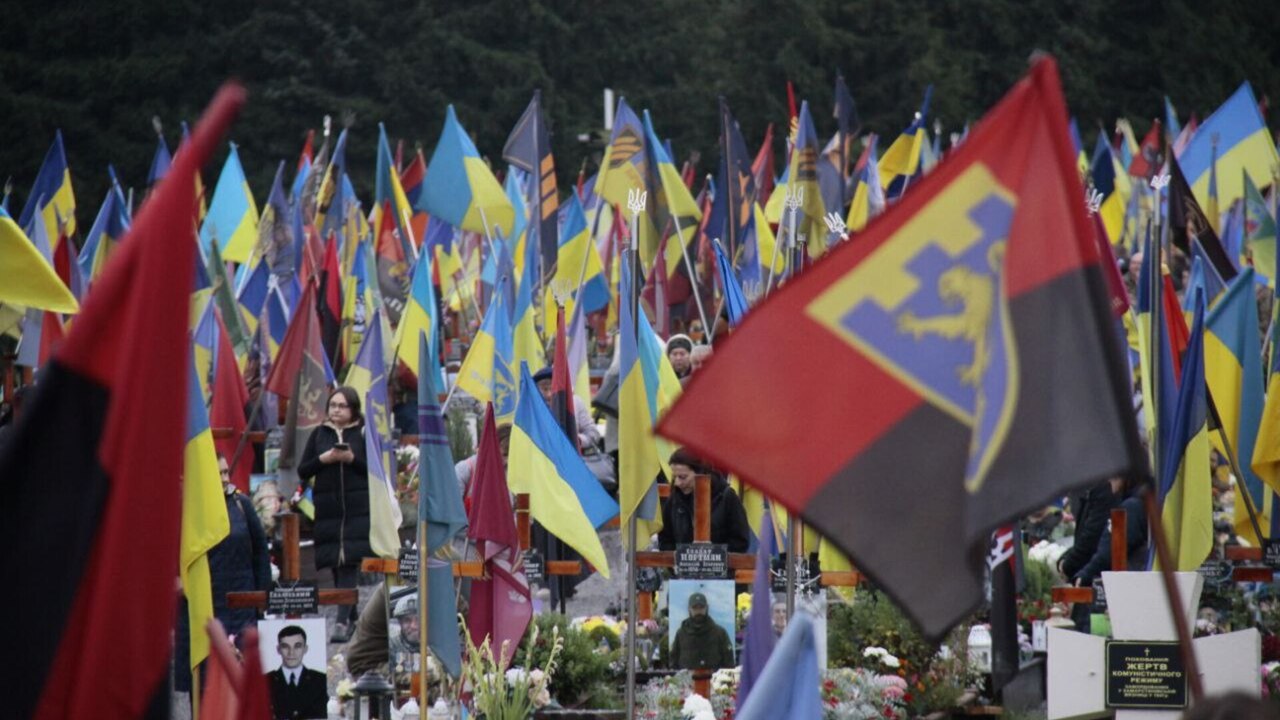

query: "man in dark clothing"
xmin=670 ymin=592 xmax=734 ymax=670
xmin=1058 ymin=477 xmax=1123 ymax=631
xmin=1075 ymin=477 xmax=1150 ymax=585
xmin=658 ymin=448 xmax=751 ymax=553
xmin=266 ymin=625 xmax=329 ymax=720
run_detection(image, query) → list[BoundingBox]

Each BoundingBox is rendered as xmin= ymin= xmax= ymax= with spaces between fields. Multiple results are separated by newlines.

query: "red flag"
xmin=400 ymin=149 xmax=428 ymax=247
xmin=200 ymin=620 xmax=244 ymax=720
xmin=298 ymin=129 xmax=315 ymax=172
xmin=466 ymin=404 xmax=532 ymax=666
xmin=2 ymin=83 xmax=244 ymax=720
xmin=1090 ymin=210 xmax=1130 ymax=317
xmin=318 ymin=231 xmax=343 ymax=368
xmin=550 ymin=306 xmax=579 ymax=445
xmin=235 ymin=628 xmax=273 ymax=720
xmin=1128 ymin=119 xmax=1162 ymax=179
xmin=752 ymin=123 xmax=776 ymax=204
xmin=642 ymin=244 xmax=671 ymax=338
xmin=212 ymin=309 xmax=254 ymax=492
xmin=657 ymin=57 xmax=1143 ymax=640
xmin=265 ymin=281 xmax=318 ymax=399
xmin=37 ymin=310 xmax=65 ymax=365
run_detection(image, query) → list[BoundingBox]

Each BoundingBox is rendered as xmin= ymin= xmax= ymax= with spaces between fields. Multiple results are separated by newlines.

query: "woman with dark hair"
xmin=298 ymin=386 xmax=369 ymax=642
xmin=657 ymin=448 xmax=751 ymax=553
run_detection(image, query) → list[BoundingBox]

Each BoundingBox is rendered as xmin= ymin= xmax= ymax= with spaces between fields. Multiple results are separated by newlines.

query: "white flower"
xmin=531 ymin=688 xmax=551 ymax=707
xmin=528 ymin=668 xmax=546 ymax=685
xmin=881 ymin=654 xmax=901 ymax=668
xmin=691 ymin=712 xmax=717 ymax=720
xmin=863 ymin=646 xmax=888 ymax=659
xmin=682 ymin=693 xmax=714 ymax=716
xmin=505 ymin=667 xmax=529 ymax=685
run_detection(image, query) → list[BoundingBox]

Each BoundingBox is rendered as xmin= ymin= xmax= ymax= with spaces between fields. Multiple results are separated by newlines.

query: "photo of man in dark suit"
xmin=265 ymin=625 xmax=329 ymax=720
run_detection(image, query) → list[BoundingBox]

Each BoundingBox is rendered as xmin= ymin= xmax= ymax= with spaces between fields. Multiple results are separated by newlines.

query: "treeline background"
xmin=2 ymin=0 xmax=1277 ymax=210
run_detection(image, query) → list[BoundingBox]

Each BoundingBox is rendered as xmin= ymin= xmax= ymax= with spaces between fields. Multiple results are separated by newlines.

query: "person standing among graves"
xmin=1056 ymin=476 xmax=1123 ymax=631
xmin=670 ymin=592 xmax=734 ymax=670
xmin=1072 ymin=475 xmax=1150 ymax=587
xmin=658 ymin=448 xmax=751 ymax=553
xmin=174 ymin=455 xmax=273 ymax=695
xmin=299 ymin=386 xmax=370 ymax=643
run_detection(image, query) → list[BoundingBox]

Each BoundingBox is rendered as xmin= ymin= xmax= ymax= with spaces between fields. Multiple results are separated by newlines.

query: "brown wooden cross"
xmin=225 ymin=512 xmax=359 ymax=611
xmin=1050 ymin=508 xmax=1272 ymax=608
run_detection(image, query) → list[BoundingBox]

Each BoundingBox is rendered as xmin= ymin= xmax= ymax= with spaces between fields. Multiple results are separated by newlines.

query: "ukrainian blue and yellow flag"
xmin=149 ymin=132 xmax=172 ymax=186
xmin=1179 ymin=82 xmax=1280 ymax=212
xmin=783 ymin=101 xmax=829 ymax=260
xmin=1205 ymin=267 xmax=1272 ymax=543
xmin=879 ymin=86 xmax=932 ymax=198
xmin=738 ymin=202 xmax=785 ymax=292
xmin=508 ymin=363 xmax=617 ymax=575
xmin=1253 ymin=228 xmax=1280 ymax=500
xmin=714 ymin=240 xmax=750 ymax=328
xmin=512 ymin=238 xmax=546 ymax=374
xmin=1156 ymin=289 xmax=1213 ymax=570
xmin=643 ymin=110 xmax=703 ymax=275
xmin=313 ymin=128 xmax=349 ymax=241
xmin=456 ymin=276 xmax=518 ymax=420
xmin=78 ymin=182 xmax=130 ymax=285
xmin=180 ymin=356 xmax=231 ymax=688
xmin=394 ymin=243 xmax=440 ymax=380
xmin=552 ymin=193 xmax=609 ymax=315
xmin=346 ymin=314 xmax=404 ymax=559
xmin=617 ymin=253 xmax=683 ymax=547
xmin=374 ymin=123 xmax=416 ymax=251
xmin=420 ymin=105 xmax=514 ymax=236
xmin=1091 ymin=134 xmax=1132 ymax=246
xmin=18 ymin=130 xmax=76 ymax=245
xmin=1243 ymin=172 xmax=1276 ymax=286
xmin=597 ymin=98 xmax=657 ymax=267
xmin=848 ymin=135 xmax=887 ymax=234
xmin=0 ymin=207 xmax=77 ymax=313
xmin=236 ymin=259 xmax=270 ymax=339
xmin=199 ymin=144 xmax=259 ymax=263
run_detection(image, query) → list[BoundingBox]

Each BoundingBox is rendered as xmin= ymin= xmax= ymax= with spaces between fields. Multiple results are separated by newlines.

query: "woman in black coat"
xmin=657 ymin=448 xmax=751 ymax=553
xmin=298 ymin=386 xmax=369 ymax=641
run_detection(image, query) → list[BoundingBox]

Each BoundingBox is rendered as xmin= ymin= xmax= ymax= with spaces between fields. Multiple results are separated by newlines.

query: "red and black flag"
xmin=657 ymin=57 xmax=1144 ymax=640
xmin=317 ymin=230 xmax=343 ymax=369
xmin=1168 ymin=154 xmax=1238 ymax=283
xmin=550 ymin=305 xmax=578 ymax=445
xmin=0 ymin=84 xmax=244 ymax=719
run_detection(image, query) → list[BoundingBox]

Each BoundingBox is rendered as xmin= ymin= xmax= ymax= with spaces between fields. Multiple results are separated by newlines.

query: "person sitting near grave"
xmin=666 ymin=334 xmax=694 ymax=379
xmin=1056 ymin=478 xmax=1118 ymax=583
xmin=266 ymin=624 xmax=330 ymax=720
xmin=670 ymin=592 xmax=735 ymax=671
xmin=657 ymin=448 xmax=751 ymax=553
xmin=174 ymin=455 xmax=273 ymax=696
xmin=1072 ymin=474 xmax=1149 ymax=590
xmin=298 ymin=386 xmax=370 ymax=644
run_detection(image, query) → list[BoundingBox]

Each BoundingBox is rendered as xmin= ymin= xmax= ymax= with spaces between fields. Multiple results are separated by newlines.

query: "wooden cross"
xmin=225 ymin=512 xmax=359 ymax=611
xmin=359 ymin=493 xmax=583 ymax=583
xmin=1050 ymin=508 xmax=1272 ymax=608
xmin=633 ymin=476 xmax=863 ymax=698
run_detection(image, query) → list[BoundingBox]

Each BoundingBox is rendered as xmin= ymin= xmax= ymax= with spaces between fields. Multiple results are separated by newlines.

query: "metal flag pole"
xmin=670 ymin=214 xmax=712 ymax=345
xmin=765 ymin=185 xmax=802 ymax=297
xmin=624 ymin=187 xmax=647 ymax=720
xmin=785 ymin=514 xmax=797 ymax=618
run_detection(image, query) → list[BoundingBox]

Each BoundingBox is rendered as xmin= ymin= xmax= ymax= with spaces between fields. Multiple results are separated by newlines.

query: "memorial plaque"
xmin=1105 ymin=641 xmax=1187 ymax=709
xmin=398 ymin=547 xmax=420 ymax=584
xmin=1264 ymin=540 xmax=1280 ymax=570
xmin=1090 ymin=578 xmax=1107 ymax=612
xmin=266 ymin=582 xmax=319 ymax=615
xmin=675 ymin=543 xmax=729 ymax=578
xmin=1197 ymin=559 xmax=1233 ymax=588
xmin=523 ymin=549 xmax=544 ymax=585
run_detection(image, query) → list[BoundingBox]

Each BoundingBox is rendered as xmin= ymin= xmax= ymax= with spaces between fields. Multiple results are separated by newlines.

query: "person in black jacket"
xmin=175 ymin=454 xmax=273 ymax=694
xmin=1075 ymin=476 xmax=1149 ymax=586
xmin=658 ymin=448 xmax=751 ymax=553
xmin=298 ymin=386 xmax=369 ymax=642
xmin=1057 ymin=479 xmax=1119 ymax=582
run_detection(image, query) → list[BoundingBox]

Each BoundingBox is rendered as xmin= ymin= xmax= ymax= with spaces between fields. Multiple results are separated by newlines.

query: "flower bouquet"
xmin=462 ymin=620 xmax=563 ymax=720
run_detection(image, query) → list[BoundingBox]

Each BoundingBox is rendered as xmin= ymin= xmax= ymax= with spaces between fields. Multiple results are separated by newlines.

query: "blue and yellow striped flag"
xmin=199 ymin=144 xmax=259 ymax=263
xmin=18 ymin=130 xmax=76 ymax=245
xmin=421 ymin=105 xmax=514 ymax=236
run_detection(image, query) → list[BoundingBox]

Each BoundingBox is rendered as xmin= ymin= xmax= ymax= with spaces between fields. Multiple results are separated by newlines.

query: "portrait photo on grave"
xmin=668 ymin=579 xmax=737 ymax=671
xmin=387 ymin=586 xmax=423 ymax=694
xmin=258 ymin=617 xmax=329 ymax=720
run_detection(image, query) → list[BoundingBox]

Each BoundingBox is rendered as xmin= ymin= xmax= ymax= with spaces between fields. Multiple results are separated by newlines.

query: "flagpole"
xmin=784 ymin=513 xmax=797 ymax=618
xmin=624 ymin=187 xmax=646 ymax=720
xmin=416 ymin=329 xmax=432 ymax=714
xmin=670 ymin=215 xmax=712 ymax=345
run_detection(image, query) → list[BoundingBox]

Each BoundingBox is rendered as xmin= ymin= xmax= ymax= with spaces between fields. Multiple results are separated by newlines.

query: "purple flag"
xmin=737 ymin=507 xmax=777 ymax=708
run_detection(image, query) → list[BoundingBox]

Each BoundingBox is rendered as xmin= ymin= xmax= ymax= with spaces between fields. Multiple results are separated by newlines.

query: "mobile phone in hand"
xmin=332 ymin=442 xmax=350 ymax=452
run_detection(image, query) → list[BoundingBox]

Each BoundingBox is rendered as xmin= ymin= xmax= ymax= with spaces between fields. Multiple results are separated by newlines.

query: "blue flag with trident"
xmin=418 ymin=331 xmax=468 ymax=676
